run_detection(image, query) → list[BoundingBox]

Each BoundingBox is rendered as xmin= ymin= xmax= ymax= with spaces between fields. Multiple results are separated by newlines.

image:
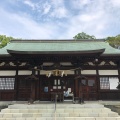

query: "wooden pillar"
xmin=96 ymin=61 xmax=100 ymax=100
xmin=118 ymin=69 xmax=120 ymax=82
xmin=74 ymin=70 xmax=80 ymax=97
xmin=78 ymin=69 xmax=82 ymax=98
xmin=15 ymin=61 xmax=19 ymax=100
xmin=34 ymin=70 xmax=39 ymax=100
xmin=29 ymin=69 xmax=37 ymax=103
xmin=37 ymin=70 xmax=40 ymax=100
xmin=114 ymin=61 xmax=120 ymax=91
xmin=116 ymin=61 xmax=120 ymax=90
xmin=30 ymin=80 xmax=36 ymax=101
xmin=74 ymin=70 xmax=77 ymax=97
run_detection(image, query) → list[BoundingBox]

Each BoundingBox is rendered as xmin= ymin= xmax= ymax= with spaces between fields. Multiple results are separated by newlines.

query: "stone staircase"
xmin=0 ymin=103 xmax=120 ymax=120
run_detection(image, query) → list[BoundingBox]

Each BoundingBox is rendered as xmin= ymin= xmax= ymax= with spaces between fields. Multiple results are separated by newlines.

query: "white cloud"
xmin=50 ymin=0 xmax=69 ymax=18
xmin=23 ymin=0 xmax=35 ymax=10
xmin=78 ymin=0 xmax=91 ymax=6
xmin=22 ymin=0 xmax=68 ymax=18
xmin=79 ymin=13 xmax=102 ymax=22
xmin=70 ymin=0 xmax=91 ymax=9
xmin=43 ymin=2 xmax=51 ymax=14
xmin=110 ymin=0 xmax=120 ymax=7
xmin=58 ymin=0 xmax=120 ymax=39
xmin=0 ymin=0 xmax=120 ymax=39
xmin=0 ymin=8 xmax=58 ymax=39
xmin=51 ymin=0 xmax=64 ymax=7
xmin=50 ymin=7 xmax=68 ymax=18
xmin=56 ymin=1 xmax=110 ymax=39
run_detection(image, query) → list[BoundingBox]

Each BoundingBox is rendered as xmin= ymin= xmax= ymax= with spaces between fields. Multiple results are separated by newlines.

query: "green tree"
xmin=73 ymin=32 xmax=96 ymax=39
xmin=0 ymin=35 xmax=14 ymax=48
xmin=106 ymin=35 xmax=120 ymax=48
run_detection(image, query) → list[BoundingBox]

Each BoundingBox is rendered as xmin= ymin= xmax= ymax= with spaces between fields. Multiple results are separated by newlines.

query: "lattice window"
xmin=0 ymin=78 xmax=15 ymax=90
xmin=100 ymin=77 xmax=110 ymax=89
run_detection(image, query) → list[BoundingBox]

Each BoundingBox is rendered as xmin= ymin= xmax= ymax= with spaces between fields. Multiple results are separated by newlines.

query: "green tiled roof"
xmin=0 ymin=40 xmax=120 ymax=56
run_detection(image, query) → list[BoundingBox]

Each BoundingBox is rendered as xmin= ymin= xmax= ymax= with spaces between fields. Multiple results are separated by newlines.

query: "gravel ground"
xmin=105 ymin=105 xmax=120 ymax=115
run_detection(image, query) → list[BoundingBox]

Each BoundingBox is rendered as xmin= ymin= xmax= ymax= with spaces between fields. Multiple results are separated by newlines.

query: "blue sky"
xmin=0 ymin=0 xmax=120 ymax=39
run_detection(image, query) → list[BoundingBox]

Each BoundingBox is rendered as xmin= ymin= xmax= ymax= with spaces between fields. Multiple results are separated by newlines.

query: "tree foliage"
xmin=106 ymin=35 xmax=120 ymax=48
xmin=0 ymin=35 xmax=14 ymax=48
xmin=73 ymin=32 xmax=96 ymax=39
xmin=73 ymin=32 xmax=120 ymax=49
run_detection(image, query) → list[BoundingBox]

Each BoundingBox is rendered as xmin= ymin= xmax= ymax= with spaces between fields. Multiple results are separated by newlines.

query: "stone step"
xmin=8 ymin=104 xmax=104 ymax=109
xmin=1 ymin=108 xmax=111 ymax=113
xmin=0 ymin=117 xmax=120 ymax=120
xmin=0 ymin=112 xmax=119 ymax=117
xmin=0 ymin=103 xmax=119 ymax=120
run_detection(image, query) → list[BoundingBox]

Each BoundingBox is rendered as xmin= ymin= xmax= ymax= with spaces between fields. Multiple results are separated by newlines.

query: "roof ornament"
xmin=45 ymin=67 xmax=81 ymax=77
xmin=47 ymin=72 xmax=52 ymax=78
xmin=46 ymin=70 xmax=65 ymax=77
xmin=61 ymin=71 xmax=64 ymax=77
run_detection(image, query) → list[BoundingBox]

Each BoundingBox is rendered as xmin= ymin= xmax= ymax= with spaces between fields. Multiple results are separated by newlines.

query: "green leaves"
xmin=73 ymin=32 xmax=96 ymax=39
xmin=0 ymin=35 xmax=14 ymax=48
xmin=106 ymin=35 xmax=120 ymax=48
xmin=73 ymin=32 xmax=120 ymax=49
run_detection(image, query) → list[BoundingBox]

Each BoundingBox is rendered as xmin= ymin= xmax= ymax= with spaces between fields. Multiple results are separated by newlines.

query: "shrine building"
xmin=0 ymin=39 xmax=120 ymax=101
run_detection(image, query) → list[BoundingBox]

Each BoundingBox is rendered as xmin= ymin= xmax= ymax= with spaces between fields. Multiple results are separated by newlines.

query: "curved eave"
xmin=0 ymin=54 xmax=11 ymax=56
xmin=0 ymin=54 xmax=15 ymax=61
xmin=7 ymin=49 xmax=105 ymax=56
xmin=0 ymin=54 xmax=12 ymax=58
xmin=101 ymin=54 xmax=120 ymax=57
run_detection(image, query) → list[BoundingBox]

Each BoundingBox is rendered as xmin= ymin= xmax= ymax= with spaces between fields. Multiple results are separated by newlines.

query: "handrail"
xmin=55 ymin=93 xmax=57 ymax=112
xmin=54 ymin=93 xmax=57 ymax=120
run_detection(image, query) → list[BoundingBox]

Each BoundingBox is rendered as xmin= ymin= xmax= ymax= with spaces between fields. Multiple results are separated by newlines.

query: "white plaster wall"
xmin=40 ymin=70 xmax=47 ymax=75
xmin=81 ymin=70 xmax=96 ymax=74
xmin=99 ymin=70 xmax=118 ymax=75
xmin=64 ymin=70 xmax=74 ymax=74
xmin=60 ymin=62 xmax=72 ymax=66
xmin=43 ymin=62 xmax=53 ymax=66
xmin=9 ymin=62 xmax=16 ymax=66
xmin=40 ymin=70 xmax=74 ymax=75
xmin=19 ymin=62 xmax=26 ymax=66
xmin=43 ymin=62 xmax=72 ymax=66
xmin=109 ymin=77 xmax=119 ymax=90
xmin=18 ymin=70 xmax=32 ymax=75
xmin=0 ymin=71 xmax=16 ymax=76
xmin=0 ymin=62 xmax=5 ymax=66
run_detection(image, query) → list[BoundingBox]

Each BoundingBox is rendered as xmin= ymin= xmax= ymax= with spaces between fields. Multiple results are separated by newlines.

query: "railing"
xmin=54 ymin=93 xmax=57 ymax=112
xmin=54 ymin=93 xmax=58 ymax=120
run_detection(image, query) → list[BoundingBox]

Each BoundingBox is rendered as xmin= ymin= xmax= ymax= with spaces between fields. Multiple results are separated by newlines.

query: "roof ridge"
xmin=10 ymin=39 xmax=105 ymax=43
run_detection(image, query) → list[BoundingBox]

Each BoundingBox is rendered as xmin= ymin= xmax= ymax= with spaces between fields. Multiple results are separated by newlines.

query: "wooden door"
xmin=40 ymin=78 xmax=66 ymax=101
xmin=40 ymin=78 xmax=50 ymax=101
xmin=40 ymin=76 xmax=74 ymax=101
xmin=81 ymin=77 xmax=97 ymax=100
xmin=18 ymin=76 xmax=31 ymax=100
xmin=17 ymin=76 xmax=37 ymax=101
xmin=50 ymin=78 xmax=74 ymax=96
